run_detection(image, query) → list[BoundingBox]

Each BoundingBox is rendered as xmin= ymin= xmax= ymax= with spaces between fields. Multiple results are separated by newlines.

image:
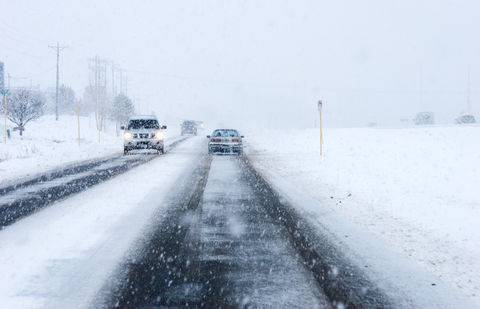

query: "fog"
xmin=1 ymin=0 xmax=480 ymax=128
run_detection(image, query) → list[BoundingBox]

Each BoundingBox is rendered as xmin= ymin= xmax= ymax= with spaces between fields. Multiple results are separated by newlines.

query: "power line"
xmin=0 ymin=25 xmax=43 ymax=50
xmin=6 ymin=73 xmax=28 ymax=89
xmin=29 ymin=66 xmax=57 ymax=77
xmin=121 ymin=67 xmax=301 ymax=89
xmin=0 ymin=40 xmax=45 ymax=62
xmin=0 ymin=21 xmax=51 ymax=45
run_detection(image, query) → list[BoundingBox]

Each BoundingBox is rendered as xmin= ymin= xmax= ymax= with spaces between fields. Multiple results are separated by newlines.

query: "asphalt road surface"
xmin=101 ymin=155 xmax=391 ymax=308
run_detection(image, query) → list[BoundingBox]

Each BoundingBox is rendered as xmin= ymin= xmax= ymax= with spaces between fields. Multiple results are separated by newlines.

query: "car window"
xmin=182 ymin=121 xmax=196 ymax=128
xmin=128 ymin=119 xmax=159 ymax=130
xmin=212 ymin=130 xmax=239 ymax=137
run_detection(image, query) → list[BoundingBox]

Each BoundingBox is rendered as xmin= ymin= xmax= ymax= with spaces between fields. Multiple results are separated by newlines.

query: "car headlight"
xmin=123 ymin=132 xmax=133 ymax=141
xmin=155 ymin=131 xmax=165 ymax=140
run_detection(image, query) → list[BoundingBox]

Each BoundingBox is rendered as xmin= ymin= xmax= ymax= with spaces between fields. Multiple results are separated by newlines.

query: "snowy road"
xmin=100 ymin=155 xmax=390 ymax=308
xmin=0 ymin=136 xmax=390 ymax=308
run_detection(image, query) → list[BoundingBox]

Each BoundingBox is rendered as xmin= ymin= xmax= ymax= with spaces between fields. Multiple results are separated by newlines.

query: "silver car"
xmin=121 ymin=116 xmax=167 ymax=154
xmin=207 ymin=129 xmax=244 ymax=155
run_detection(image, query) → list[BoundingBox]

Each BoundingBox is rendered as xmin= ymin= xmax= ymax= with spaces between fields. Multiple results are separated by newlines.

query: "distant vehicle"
xmin=454 ymin=114 xmax=476 ymax=124
xmin=121 ymin=115 xmax=167 ymax=155
xmin=181 ymin=120 xmax=198 ymax=135
xmin=413 ymin=112 xmax=435 ymax=125
xmin=207 ymin=129 xmax=244 ymax=155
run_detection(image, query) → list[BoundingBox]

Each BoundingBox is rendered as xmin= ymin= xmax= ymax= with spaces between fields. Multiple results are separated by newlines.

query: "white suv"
xmin=121 ymin=115 xmax=167 ymax=154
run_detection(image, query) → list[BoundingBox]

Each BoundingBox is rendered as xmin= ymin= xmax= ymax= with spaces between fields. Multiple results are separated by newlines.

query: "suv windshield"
xmin=212 ymin=129 xmax=239 ymax=137
xmin=182 ymin=121 xmax=196 ymax=128
xmin=128 ymin=119 xmax=159 ymax=130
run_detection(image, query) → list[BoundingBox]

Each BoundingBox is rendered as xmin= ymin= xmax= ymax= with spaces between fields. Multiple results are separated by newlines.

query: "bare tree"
xmin=5 ymin=88 xmax=45 ymax=136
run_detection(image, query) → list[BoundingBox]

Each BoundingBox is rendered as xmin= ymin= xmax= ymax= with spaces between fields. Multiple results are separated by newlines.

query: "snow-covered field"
xmin=247 ymin=125 xmax=480 ymax=308
xmin=0 ymin=115 xmax=179 ymax=186
xmin=0 ymin=137 xmax=203 ymax=308
xmin=0 ymin=115 xmax=121 ymax=185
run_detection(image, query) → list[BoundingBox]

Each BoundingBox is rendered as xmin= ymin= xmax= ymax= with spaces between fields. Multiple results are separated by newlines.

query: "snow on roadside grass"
xmin=0 ymin=115 xmax=121 ymax=183
xmin=0 ymin=114 xmax=179 ymax=186
xmin=247 ymin=125 xmax=480 ymax=308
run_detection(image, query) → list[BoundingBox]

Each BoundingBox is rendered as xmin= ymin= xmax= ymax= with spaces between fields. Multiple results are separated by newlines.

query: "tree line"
xmin=1 ymin=86 xmax=135 ymax=136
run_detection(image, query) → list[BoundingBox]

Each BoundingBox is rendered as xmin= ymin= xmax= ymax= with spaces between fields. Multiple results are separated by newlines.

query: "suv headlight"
xmin=155 ymin=131 xmax=165 ymax=140
xmin=123 ymin=132 xmax=133 ymax=141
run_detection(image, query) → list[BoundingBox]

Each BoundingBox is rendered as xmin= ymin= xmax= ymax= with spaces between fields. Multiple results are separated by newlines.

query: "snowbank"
xmin=0 ymin=115 xmax=121 ymax=183
xmin=247 ymin=125 xmax=480 ymax=308
xmin=0 ymin=115 xmax=179 ymax=186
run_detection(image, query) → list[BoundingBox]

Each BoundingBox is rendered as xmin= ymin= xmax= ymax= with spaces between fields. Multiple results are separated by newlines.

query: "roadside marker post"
xmin=318 ymin=100 xmax=324 ymax=157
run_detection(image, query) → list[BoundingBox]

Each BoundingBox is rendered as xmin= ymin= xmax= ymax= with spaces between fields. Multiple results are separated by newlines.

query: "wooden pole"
xmin=318 ymin=100 xmax=324 ymax=157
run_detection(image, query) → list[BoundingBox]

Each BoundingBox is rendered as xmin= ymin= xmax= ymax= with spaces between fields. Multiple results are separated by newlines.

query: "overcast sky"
xmin=1 ymin=0 xmax=480 ymax=128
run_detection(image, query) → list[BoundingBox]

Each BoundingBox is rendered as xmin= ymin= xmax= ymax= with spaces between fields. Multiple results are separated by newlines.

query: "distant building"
xmin=0 ymin=62 xmax=4 ymax=91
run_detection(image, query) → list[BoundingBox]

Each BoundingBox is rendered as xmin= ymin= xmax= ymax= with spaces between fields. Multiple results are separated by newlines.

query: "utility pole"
xmin=125 ymin=73 xmax=128 ymax=96
xmin=118 ymin=68 xmax=123 ymax=94
xmin=49 ymin=42 xmax=68 ymax=121
xmin=89 ymin=55 xmax=108 ymax=141
xmin=111 ymin=62 xmax=116 ymax=97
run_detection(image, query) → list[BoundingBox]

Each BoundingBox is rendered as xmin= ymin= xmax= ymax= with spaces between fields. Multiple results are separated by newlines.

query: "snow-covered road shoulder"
xmin=246 ymin=126 xmax=480 ymax=308
xmin=0 ymin=115 xmax=181 ymax=188
xmin=0 ymin=136 xmax=203 ymax=308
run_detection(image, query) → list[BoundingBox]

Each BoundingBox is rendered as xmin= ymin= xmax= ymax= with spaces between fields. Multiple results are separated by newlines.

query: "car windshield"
xmin=128 ymin=119 xmax=159 ymax=130
xmin=212 ymin=129 xmax=239 ymax=137
xmin=182 ymin=121 xmax=196 ymax=128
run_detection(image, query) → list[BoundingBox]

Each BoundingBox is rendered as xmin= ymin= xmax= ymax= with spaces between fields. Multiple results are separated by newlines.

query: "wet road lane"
xmin=196 ymin=156 xmax=330 ymax=307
